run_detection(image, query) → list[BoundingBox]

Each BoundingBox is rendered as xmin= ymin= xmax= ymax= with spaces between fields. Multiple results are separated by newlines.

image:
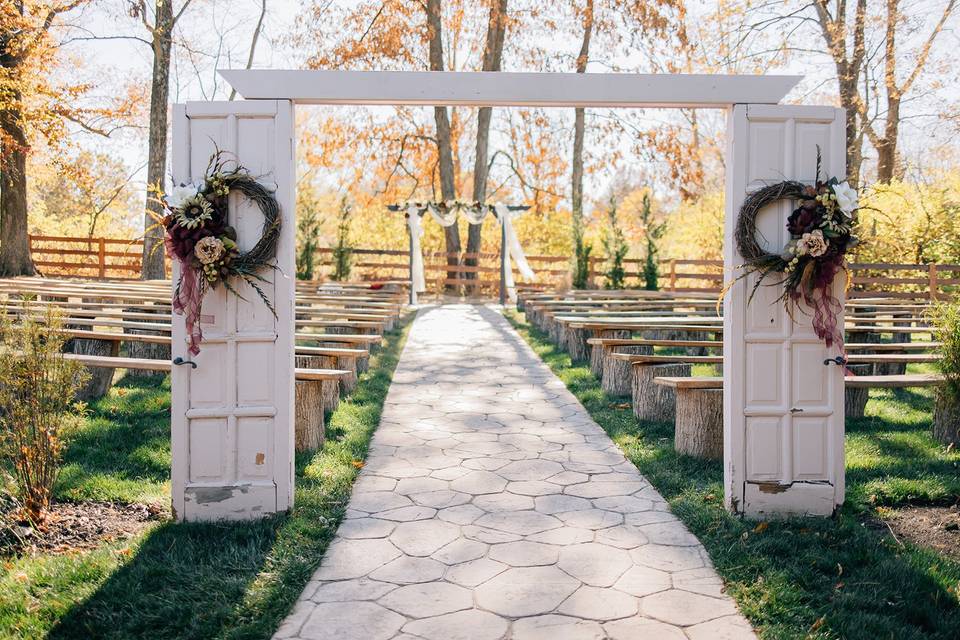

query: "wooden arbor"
xmin=172 ymin=69 xmax=845 ymax=521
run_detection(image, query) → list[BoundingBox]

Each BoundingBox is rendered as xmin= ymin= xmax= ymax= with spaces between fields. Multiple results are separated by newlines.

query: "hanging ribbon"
xmin=405 ymin=205 xmax=427 ymax=293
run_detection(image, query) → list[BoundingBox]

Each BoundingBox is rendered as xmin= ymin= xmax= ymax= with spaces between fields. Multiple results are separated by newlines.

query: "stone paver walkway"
xmin=275 ymin=305 xmax=755 ymax=640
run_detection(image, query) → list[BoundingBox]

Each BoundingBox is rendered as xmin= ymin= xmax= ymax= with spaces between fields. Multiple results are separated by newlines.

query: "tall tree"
xmin=811 ymin=0 xmax=868 ymax=186
xmin=425 ymin=0 xmax=461 ymax=290
xmin=465 ymin=0 xmax=508 ymax=291
xmin=571 ymin=0 xmax=593 ymax=288
xmin=862 ymin=0 xmax=955 ymax=182
xmin=0 ymin=0 xmax=94 ymax=276
xmin=130 ymin=0 xmax=195 ymax=280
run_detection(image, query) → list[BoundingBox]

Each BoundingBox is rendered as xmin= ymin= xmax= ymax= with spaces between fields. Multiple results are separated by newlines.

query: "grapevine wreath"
xmin=160 ymin=152 xmax=280 ymax=355
xmin=733 ymin=154 xmax=859 ymax=349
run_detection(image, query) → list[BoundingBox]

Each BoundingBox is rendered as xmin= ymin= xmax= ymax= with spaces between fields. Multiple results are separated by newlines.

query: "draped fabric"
xmin=402 ymin=203 xmax=537 ymax=299
xmin=405 ymin=205 xmax=427 ymax=293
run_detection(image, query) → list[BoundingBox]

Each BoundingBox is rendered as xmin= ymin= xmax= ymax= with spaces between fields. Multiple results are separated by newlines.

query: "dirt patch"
xmin=2 ymin=501 xmax=167 ymax=556
xmin=880 ymin=505 xmax=960 ymax=560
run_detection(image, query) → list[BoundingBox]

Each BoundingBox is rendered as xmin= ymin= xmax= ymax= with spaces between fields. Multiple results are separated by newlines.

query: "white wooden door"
xmin=170 ymin=100 xmax=295 ymax=521
xmin=723 ymin=104 xmax=846 ymax=518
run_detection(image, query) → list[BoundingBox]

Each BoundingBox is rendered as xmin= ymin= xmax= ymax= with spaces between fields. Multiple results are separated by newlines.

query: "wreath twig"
xmin=160 ymin=150 xmax=281 ymax=354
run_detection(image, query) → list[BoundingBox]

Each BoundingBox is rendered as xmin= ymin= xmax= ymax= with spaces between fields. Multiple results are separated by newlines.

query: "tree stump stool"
xmin=123 ymin=305 xmax=171 ymax=379
xmin=294 ymin=354 xmax=325 ymax=452
xmin=338 ymin=356 xmax=359 ymax=395
xmin=876 ymin=312 xmax=912 ymax=375
xmin=844 ymin=363 xmax=872 ymax=418
xmin=590 ymin=329 xmax=631 ymax=378
xmin=324 ymin=326 xmax=371 ymax=372
xmin=602 ymin=345 xmax=653 ymax=397
xmin=68 ymin=338 xmax=118 ymax=401
xmin=632 ymin=363 xmax=692 ymax=421
xmin=675 ymin=388 xmax=723 ymax=459
xmin=565 ymin=326 xmax=591 ymax=362
xmin=934 ymin=393 xmax=960 ymax=446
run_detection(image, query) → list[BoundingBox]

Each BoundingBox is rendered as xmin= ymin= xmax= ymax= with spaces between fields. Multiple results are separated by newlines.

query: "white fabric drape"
xmin=495 ymin=203 xmax=537 ymax=299
xmin=425 ymin=203 xmax=459 ymax=227
xmin=405 ymin=205 xmax=426 ymax=293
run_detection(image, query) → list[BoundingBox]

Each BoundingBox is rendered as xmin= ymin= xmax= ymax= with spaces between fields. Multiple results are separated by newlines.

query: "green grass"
xmin=0 ymin=315 xmax=413 ymax=640
xmin=506 ymin=310 xmax=960 ymax=640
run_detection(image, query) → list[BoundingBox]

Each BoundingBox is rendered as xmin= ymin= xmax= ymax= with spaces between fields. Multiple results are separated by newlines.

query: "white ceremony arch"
xmin=170 ymin=70 xmax=846 ymax=522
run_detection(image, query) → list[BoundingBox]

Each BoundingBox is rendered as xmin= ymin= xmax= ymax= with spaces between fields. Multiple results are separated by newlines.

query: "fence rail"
xmin=29 ymin=234 xmax=143 ymax=280
xmin=27 ymin=236 xmax=959 ymax=300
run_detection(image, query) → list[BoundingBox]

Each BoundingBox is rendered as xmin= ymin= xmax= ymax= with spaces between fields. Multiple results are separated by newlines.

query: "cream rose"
xmin=796 ymin=229 xmax=828 ymax=258
xmin=194 ymin=236 xmax=226 ymax=265
xmin=167 ymin=183 xmax=203 ymax=210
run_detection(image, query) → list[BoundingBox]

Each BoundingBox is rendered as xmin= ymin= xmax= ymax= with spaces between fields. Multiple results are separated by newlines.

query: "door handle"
xmin=823 ymin=356 xmax=847 ymax=366
xmin=173 ymin=357 xmax=197 ymax=369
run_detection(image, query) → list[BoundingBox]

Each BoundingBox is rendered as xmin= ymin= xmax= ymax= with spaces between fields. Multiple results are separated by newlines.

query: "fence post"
xmin=98 ymin=238 xmax=106 ymax=279
xmin=668 ymin=259 xmax=677 ymax=291
xmin=929 ymin=263 xmax=939 ymax=302
xmin=499 ymin=219 xmax=507 ymax=306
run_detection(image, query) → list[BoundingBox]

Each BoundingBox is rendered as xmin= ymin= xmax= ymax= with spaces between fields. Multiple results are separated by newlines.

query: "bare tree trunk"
xmin=426 ymin=0 xmax=460 ymax=293
xmin=465 ymin=0 xmax=508 ymax=294
xmin=141 ymin=0 xmax=174 ymax=280
xmin=0 ymin=102 xmax=34 ymax=276
xmin=876 ymin=98 xmax=901 ymax=183
xmin=571 ymin=0 xmax=593 ymax=289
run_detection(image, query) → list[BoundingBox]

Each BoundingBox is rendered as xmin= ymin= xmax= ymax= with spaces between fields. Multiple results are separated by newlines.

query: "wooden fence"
xmin=26 ymin=236 xmax=960 ymax=300
xmin=29 ymin=234 xmax=143 ymax=279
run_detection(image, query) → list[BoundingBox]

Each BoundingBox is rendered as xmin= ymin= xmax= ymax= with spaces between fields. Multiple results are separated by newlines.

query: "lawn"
xmin=506 ymin=310 xmax=960 ymax=640
xmin=0 ymin=315 xmax=413 ymax=640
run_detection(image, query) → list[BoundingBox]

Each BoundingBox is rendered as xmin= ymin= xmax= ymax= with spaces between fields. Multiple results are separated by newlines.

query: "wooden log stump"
xmin=602 ymin=345 xmax=653 ymax=397
xmin=844 ymin=364 xmax=872 ymax=418
xmin=934 ymin=393 xmax=960 ymax=446
xmin=566 ymin=326 xmax=591 ymax=362
xmin=590 ymin=329 xmax=631 ymax=378
xmin=877 ymin=313 xmax=912 ymax=375
xmin=675 ymin=388 xmax=723 ymax=459
xmin=632 ymin=363 xmax=692 ymax=421
xmin=123 ymin=305 xmax=171 ymax=378
xmin=324 ymin=326 xmax=371 ymax=371
xmin=338 ymin=356 xmax=359 ymax=395
xmin=70 ymin=338 xmax=118 ymax=401
xmin=294 ymin=354 xmax=326 ymax=452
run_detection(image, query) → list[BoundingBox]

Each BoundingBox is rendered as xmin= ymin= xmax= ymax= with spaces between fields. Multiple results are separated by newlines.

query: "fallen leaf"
xmin=351 ymin=460 xmax=364 ymax=469
xmin=809 ymin=616 xmax=825 ymax=632
xmin=753 ymin=521 xmax=769 ymax=534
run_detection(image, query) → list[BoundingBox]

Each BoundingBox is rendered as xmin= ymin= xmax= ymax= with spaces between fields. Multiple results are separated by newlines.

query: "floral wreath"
xmin=733 ymin=151 xmax=860 ymax=349
xmin=159 ymin=151 xmax=280 ymax=355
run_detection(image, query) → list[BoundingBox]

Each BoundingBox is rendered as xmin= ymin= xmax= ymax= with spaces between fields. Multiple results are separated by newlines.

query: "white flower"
xmin=796 ymin=229 xmax=828 ymax=258
xmin=831 ymin=181 xmax=858 ymax=213
xmin=166 ymin=183 xmax=203 ymax=210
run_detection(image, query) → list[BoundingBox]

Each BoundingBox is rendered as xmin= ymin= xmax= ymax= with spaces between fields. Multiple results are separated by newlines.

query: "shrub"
xmin=332 ymin=196 xmax=354 ymax=281
xmin=639 ymin=193 xmax=666 ymax=291
xmin=930 ymin=300 xmax=960 ymax=403
xmin=602 ymin=196 xmax=629 ymax=289
xmin=295 ymin=201 xmax=322 ymax=280
xmin=0 ymin=304 xmax=88 ymax=524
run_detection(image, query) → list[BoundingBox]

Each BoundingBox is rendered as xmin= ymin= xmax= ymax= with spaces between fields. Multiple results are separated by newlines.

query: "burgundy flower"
xmin=786 ymin=205 xmax=821 ymax=236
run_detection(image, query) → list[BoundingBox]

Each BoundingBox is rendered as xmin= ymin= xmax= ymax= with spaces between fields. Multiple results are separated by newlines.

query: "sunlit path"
xmin=274 ymin=305 xmax=754 ymax=640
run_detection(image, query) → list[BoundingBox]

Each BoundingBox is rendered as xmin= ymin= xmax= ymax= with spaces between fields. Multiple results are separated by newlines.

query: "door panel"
xmin=724 ymin=104 xmax=846 ymax=517
xmin=171 ymin=100 xmax=295 ymax=521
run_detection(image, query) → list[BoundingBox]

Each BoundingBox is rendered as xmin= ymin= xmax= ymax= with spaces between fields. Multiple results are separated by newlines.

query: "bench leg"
xmin=602 ymin=345 xmax=652 ymax=397
xmin=590 ymin=329 xmax=631 ymax=378
xmin=565 ymin=327 xmax=591 ymax=362
xmin=70 ymin=338 xmax=118 ymax=401
xmin=632 ymin=363 xmax=692 ymax=421
xmin=294 ymin=379 xmax=325 ymax=452
xmin=934 ymin=394 xmax=960 ymax=446
xmin=675 ymin=388 xmax=723 ymax=460
xmin=844 ymin=364 xmax=872 ymax=419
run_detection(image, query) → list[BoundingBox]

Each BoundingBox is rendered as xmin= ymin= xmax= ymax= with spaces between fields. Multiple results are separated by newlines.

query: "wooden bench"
xmin=60 ymin=353 xmax=350 ymax=452
xmin=652 ymin=373 xmax=945 ymax=460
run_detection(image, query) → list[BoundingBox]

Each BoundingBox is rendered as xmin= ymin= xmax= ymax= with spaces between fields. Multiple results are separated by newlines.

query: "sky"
xmin=57 ymin=0 xmax=960 ymax=218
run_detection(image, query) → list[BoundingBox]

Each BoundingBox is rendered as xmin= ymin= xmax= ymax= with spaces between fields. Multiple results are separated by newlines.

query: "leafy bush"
xmin=602 ymin=197 xmax=629 ymax=289
xmin=295 ymin=201 xmax=322 ymax=280
xmin=930 ymin=300 xmax=960 ymax=403
xmin=639 ymin=192 xmax=666 ymax=291
xmin=0 ymin=304 xmax=88 ymax=524
xmin=332 ymin=196 xmax=353 ymax=281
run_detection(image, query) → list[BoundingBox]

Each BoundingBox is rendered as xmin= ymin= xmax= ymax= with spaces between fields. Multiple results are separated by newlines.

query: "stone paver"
xmin=274 ymin=305 xmax=755 ymax=639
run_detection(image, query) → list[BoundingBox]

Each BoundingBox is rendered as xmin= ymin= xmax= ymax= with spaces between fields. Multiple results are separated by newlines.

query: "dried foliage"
xmin=0 ymin=302 xmax=88 ymax=524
